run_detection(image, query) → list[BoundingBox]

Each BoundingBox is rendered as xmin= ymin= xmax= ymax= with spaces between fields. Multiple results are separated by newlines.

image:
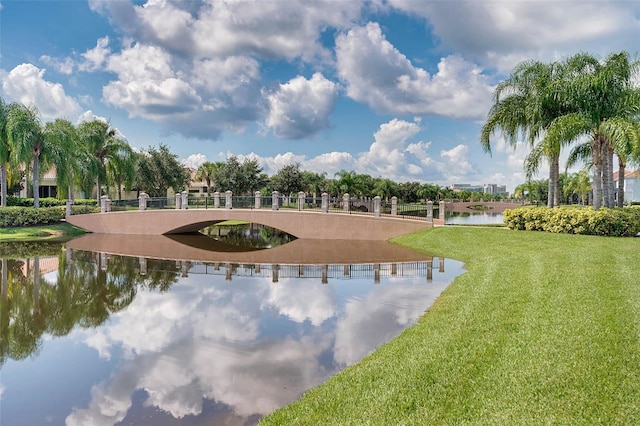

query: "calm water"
xmin=0 ymin=237 xmax=463 ymax=426
xmin=445 ymin=212 xmax=505 ymax=225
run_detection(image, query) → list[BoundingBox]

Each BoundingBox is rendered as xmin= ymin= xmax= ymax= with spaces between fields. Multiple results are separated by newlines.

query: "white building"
xmin=615 ymin=170 xmax=640 ymax=204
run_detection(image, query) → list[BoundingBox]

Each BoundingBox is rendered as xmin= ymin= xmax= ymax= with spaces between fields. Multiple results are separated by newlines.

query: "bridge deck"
xmin=66 ymin=208 xmax=439 ymax=241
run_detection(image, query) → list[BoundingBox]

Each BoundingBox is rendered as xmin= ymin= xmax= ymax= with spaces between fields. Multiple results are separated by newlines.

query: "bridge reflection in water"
xmin=99 ymin=257 xmax=447 ymax=284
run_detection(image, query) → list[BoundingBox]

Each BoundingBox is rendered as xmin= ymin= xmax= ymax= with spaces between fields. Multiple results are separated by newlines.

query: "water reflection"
xmin=199 ymin=222 xmax=296 ymax=250
xmin=0 ymin=242 xmax=463 ymax=426
xmin=446 ymin=211 xmax=505 ymax=225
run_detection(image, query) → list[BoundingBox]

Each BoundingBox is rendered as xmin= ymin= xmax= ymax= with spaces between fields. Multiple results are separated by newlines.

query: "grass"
xmin=261 ymin=227 xmax=640 ymax=425
xmin=0 ymin=222 xmax=86 ymax=242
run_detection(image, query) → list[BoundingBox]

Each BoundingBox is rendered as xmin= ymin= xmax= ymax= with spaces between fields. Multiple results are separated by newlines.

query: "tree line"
xmin=482 ymin=51 xmax=640 ymax=209
xmin=0 ymin=97 xmax=510 ymax=206
xmin=0 ymin=99 xmax=191 ymax=207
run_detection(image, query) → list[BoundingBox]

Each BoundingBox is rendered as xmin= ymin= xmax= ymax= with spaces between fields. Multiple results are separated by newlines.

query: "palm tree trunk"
xmin=617 ymin=156 xmax=625 ymax=207
xmin=547 ymin=173 xmax=554 ymax=208
xmin=607 ymin=147 xmax=615 ymax=208
xmin=1 ymin=163 xmax=7 ymax=207
xmin=592 ymin=140 xmax=603 ymax=210
xmin=33 ymin=157 xmax=40 ymax=209
xmin=553 ymin=156 xmax=560 ymax=208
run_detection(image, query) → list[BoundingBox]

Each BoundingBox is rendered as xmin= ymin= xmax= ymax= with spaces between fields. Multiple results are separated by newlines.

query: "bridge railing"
xmin=80 ymin=191 xmax=445 ymax=223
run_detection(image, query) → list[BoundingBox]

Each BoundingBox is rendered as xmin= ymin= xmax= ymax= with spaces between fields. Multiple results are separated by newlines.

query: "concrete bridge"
xmin=66 ymin=208 xmax=439 ymax=241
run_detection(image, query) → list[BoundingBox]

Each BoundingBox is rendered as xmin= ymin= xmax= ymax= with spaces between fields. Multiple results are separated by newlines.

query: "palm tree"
xmin=195 ymin=161 xmax=224 ymax=196
xmin=6 ymin=104 xmax=49 ymax=208
xmin=334 ymin=170 xmax=361 ymax=198
xmin=0 ymin=98 xmax=18 ymax=207
xmin=563 ymin=170 xmax=591 ymax=205
xmin=558 ymin=52 xmax=640 ymax=209
xmin=105 ymin=144 xmax=135 ymax=200
xmin=481 ymin=58 xmax=584 ymax=208
xmin=78 ymin=119 xmax=131 ymax=201
xmin=42 ymin=119 xmax=86 ymax=201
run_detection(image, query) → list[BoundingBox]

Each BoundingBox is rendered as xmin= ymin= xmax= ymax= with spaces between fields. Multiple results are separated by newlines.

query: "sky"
xmin=1 ymin=1 xmax=638 ymax=193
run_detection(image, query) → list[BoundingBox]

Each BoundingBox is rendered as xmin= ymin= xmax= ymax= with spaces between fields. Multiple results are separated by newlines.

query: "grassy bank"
xmin=0 ymin=222 xmax=86 ymax=242
xmin=262 ymin=227 xmax=640 ymax=424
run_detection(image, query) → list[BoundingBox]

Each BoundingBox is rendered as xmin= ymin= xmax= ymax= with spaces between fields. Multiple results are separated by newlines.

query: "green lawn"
xmin=0 ymin=222 xmax=86 ymax=242
xmin=261 ymin=227 xmax=640 ymax=425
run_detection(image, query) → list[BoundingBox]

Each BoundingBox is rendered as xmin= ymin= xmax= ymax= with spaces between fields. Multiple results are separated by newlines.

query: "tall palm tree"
xmin=481 ymin=57 xmax=593 ymax=208
xmin=0 ymin=98 xmax=17 ymax=207
xmin=78 ymin=119 xmax=131 ymax=201
xmin=6 ymin=104 xmax=49 ymax=208
xmin=105 ymin=144 xmax=135 ymax=200
xmin=43 ymin=119 xmax=87 ymax=201
xmin=556 ymin=52 xmax=640 ymax=209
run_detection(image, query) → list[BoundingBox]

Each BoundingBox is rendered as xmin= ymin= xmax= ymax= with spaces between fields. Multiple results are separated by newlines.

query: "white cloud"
xmin=1 ymin=64 xmax=83 ymax=120
xmin=388 ymin=0 xmax=640 ymax=72
xmin=265 ymin=73 xmax=339 ymax=139
xmin=39 ymin=55 xmax=75 ymax=75
xmin=100 ymin=41 xmax=265 ymax=139
xmin=0 ymin=383 xmax=5 ymax=400
xmin=335 ymin=22 xmax=494 ymax=120
xmin=264 ymin=278 xmax=337 ymax=326
xmin=90 ymin=0 xmax=361 ymax=62
xmin=356 ymin=118 xmax=431 ymax=179
xmin=182 ymin=153 xmax=207 ymax=169
xmin=80 ymin=36 xmax=111 ymax=72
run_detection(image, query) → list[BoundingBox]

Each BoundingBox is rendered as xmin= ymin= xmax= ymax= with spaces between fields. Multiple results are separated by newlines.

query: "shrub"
xmin=0 ymin=206 xmax=66 ymax=227
xmin=503 ymin=206 xmax=640 ymax=237
xmin=5 ymin=196 xmax=97 ymax=207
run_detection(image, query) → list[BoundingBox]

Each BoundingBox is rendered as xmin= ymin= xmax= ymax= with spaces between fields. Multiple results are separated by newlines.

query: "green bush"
xmin=503 ymin=206 xmax=640 ymax=237
xmin=0 ymin=206 xmax=67 ymax=227
xmin=6 ymin=196 xmax=97 ymax=207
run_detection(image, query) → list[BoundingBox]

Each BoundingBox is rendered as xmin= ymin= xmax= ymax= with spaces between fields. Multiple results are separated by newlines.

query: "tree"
xmin=553 ymin=52 xmax=640 ymax=209
xmin=133 ymin=144 xmax=190 ymax=198
xmin=302 ymin=171 xmax=326 ymax=203
xmin=270 ymin=163 xmax=304 ymax=196
xmin=6 ymin=104 xmax=50 ymax=208
xmin=195 ymin=161 xmax=224 ymax=195
xmin=0 ymin=98 xmax=19 ymax=207
xmin=78 ymin=119 xmax=131 ymax=201
xmin=563 ymin=171 xmax=591 ymax=205
xmin=42 ymin=119 xmax=87 ymax=201
xmin=334 ymin=170 xmax=362 ymax=197
xmin=481 ymin=59 xmax=575 ymax=208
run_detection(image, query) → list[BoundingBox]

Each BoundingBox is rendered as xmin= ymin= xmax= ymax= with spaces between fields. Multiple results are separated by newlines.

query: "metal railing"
xmin=79 ymin=192 xmax=445 ymax=223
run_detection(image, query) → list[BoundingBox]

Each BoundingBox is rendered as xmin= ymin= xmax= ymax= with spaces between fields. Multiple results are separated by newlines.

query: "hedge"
xmin=5 ymin=196 xmax=97 ymax=207
xmin=0 ymin=205 xmax=99 ymax=227
xmin=503 ymin=206 xmax=640 ymax=237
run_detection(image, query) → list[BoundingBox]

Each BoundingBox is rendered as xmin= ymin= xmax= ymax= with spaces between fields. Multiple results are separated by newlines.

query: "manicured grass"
xmin=261 ymin=227 xmax=640 ymax=424
xmin=0 ymin=222 xmax=86 ymax=242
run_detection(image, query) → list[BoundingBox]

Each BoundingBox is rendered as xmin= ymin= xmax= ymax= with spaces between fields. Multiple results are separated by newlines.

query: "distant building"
xmin=483 ymin=184 xmax=508 ymax=196
xmin=450 ymin=183 xmax=508 ymax=196
xmin=614 ymin=170 xmax=640 ymax=203
xmin=450 ymin=183 xmax=484 ymax=193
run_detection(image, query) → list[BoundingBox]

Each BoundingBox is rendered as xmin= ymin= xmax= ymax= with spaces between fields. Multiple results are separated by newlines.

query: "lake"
xmin=0 ymin=234 xmax=463 ymax=425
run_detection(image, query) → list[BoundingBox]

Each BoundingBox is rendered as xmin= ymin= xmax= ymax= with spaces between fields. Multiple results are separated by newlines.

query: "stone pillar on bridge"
xmin=272 ymin=191 xmax=279 ymax=210
xmin=391 ymin=196 xmax=398 ymax=216
xmin=298 ymin=191 xmax=305 ymax=210
xmin=181 ymin=191 xmax=188 ymax=210
xmin=225 ymin=191 xmax=232 ymax=209
xmin=427 ymin=200 xmax=433 ymax=222
xmin=255 ymin=191 xmax=261 ymax=209
xmin=374 ymin=196 xmax=381 ymax=217
xmin=321 ymin=192 xmax=328 ymax=213
xmin=213 ymin=191 xmax=220 ymax=208
xmin=427 ymin=259 xmax=433 ymax=282
xmin=175 ymin=193 xmax=182 ymax=209
xmin=138 ymin=192 xmax=148 ymax=211
xmin=343 ymin=193 xmax=350 ymax=213
xmin=439 ymin=201 xmax=445 ymax=221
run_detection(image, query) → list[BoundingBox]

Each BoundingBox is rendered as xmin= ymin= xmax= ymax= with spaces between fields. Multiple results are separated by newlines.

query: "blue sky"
xmin=1 ymin=0 xmax=638 ymax=192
